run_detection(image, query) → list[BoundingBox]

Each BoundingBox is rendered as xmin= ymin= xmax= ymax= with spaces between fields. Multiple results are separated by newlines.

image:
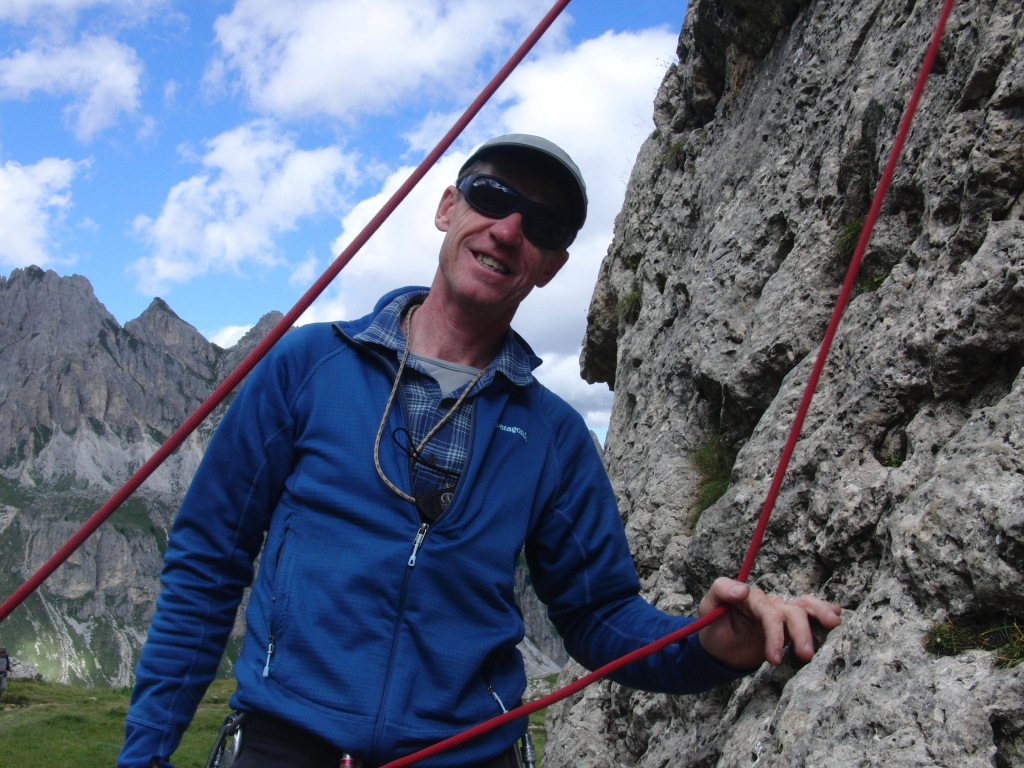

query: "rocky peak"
xmin=123 ymin=297 xmax=220 ymax=376
xmin=217 ymin=310 xmax=288 ymax=376
xmin=0 ymin=268 xmax=220 ymax=484
xmin=0 ymin=266 xmax=120 ymax=352
xmin=0 ymin=268 xmax=286 ymax=684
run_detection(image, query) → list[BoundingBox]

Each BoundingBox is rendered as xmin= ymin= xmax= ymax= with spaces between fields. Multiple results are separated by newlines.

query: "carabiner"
xmin=205 ymin=711 xmax=246 ymax=768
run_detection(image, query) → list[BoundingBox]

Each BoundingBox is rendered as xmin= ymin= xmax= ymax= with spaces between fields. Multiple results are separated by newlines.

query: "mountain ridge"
xmin=0 ymin=265 xmax=562 ymax=685
xmin=0 ymin=265 xmax=283 ymax=685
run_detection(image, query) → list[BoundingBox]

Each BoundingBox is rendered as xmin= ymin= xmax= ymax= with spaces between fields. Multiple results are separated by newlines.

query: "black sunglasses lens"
xmin=461 ymin=174 xmax=572 ymax=250
xmin=523 ymin=212 xmax=571 ymax=252
xmin=466 ymin=176 xmax=518 ymax=216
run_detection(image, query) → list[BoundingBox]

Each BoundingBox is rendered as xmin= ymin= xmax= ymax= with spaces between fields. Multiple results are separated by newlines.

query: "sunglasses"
xmin=456 ymin=173 xmax=575 ymax=251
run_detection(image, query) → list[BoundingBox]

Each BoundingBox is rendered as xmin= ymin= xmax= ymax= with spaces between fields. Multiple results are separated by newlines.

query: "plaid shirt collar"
xmin=355 ymin=290 xmax=537 ymax=389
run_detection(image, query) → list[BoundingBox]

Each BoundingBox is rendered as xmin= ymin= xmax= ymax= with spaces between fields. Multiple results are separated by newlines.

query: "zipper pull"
xmin=262 ymin=635 xmax=275 ymax=677
xmin=408 ymin=523 xmax=429 ymax=567
xmin=488 ymin=685 xmax=509 ymax=713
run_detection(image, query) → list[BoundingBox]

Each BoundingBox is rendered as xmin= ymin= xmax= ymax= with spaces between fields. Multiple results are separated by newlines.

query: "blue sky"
xmin=0 ymin=0 xmax=686 ymax=435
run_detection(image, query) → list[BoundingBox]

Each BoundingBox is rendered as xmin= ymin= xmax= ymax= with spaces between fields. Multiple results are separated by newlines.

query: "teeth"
xmin=476 ymin=253 xmax=508 ymax=274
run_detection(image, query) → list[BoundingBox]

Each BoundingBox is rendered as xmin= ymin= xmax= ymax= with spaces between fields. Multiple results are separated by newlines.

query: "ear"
xmin=534 ymin=250 xmax=569 ymax=288
xmin=435 ymin=186 xmax=459 ymax=233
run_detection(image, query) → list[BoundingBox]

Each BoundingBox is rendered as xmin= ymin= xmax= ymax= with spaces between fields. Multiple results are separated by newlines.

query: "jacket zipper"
xmin=372 ymin=539 xmax=419 ymax=762
xmin=363 ymin=324 xmax=486 ymax=759
xmin=408 ymin=522 xmax=430 ymax=567
xmin=488 ymin=684 xmax=508 ymax=713
xmin=262 ymin=634 xmax=275 ymax=677
xmin=262 ymin=524 xmax=292 ymax=679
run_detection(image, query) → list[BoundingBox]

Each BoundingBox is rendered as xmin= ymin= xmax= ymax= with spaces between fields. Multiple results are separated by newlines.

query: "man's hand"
xmin=697 ymin=577 xmax=842 ymax=670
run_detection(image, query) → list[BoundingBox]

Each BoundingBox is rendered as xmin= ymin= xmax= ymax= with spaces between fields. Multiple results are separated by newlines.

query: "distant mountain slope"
xmin=0 ymin=266 xmax=563 ymax=685
xmin=0 ymin=265 xmax=280 ymax=685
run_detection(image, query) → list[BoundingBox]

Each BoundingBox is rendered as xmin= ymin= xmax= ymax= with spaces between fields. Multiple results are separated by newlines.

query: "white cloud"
xmin=288 ymin=254 xmax=320 ymax=288
xmin=209 ymin=0 xmax=557 ymax=120
xmin=207 ymin=323 xmax=253 ymax=348
xmin=0 ymin=35 xmax=143 ymax=141
xmin=129 ymin=120 xmax=360 ymax=295
xmin=0 ymin=156 xmax=82 ymax=269
xmin=532 ymin=351 xmax=613 ymax=424
xmin=295 ymin=154 xmax=456 ymax=326
xmin=295 ymin=27 xmax=674 ymax=428
xmin=162 ymin=78 xmax=179 ymax=105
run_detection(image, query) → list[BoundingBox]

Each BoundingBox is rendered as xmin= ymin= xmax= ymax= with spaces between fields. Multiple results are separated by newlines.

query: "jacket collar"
xmin=339 ymin=286 xmax=541 ymax=389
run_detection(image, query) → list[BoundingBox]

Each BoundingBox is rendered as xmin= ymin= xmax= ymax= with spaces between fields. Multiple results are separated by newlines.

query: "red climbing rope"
xmin=378 ymin=0 xmax=958 ymax=765
xmin=0 ymin=0 xmax=956 ymax=761
xmin=0 ymin=0 xmax=574 ymax=625
xmin=736 ymin=0 xmax=956 ymax=582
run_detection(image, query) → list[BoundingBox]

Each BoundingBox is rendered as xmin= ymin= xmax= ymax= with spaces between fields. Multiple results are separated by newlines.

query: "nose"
xmin=488 ymin=211 xmax=526 ymax=245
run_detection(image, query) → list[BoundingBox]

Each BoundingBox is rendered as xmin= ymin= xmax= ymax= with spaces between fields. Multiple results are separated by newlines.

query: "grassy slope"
xmin=0 ymin=678 xmax=235 ymax=768
xmin=0 ymin=676 xmax=553 ymax=767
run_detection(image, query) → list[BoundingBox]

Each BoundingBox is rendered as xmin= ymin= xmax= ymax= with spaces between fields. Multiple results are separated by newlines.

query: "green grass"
xmin=617 ymin=288 xmax=641 ymax=323
xmin=0 ymin=677 xmax=235 ymax=767
xmin=691 ymin=433 xmax=737 ymax=514
xmin=1 ymin=676 xmax=558 ymax=766
xmin=925 ymin=617 xmax=1024 ymax=668
xmin=834 ymin=216 xmax=866 ymax=265
xmin=526 ymin=672 xmax=560 ymax=765
xmin=664 ymin=141 xmax=687 ymax=171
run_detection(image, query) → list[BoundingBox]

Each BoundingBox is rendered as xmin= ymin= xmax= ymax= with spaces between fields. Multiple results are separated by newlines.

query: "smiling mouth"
xmin=475 ymin=253 xmax=509 ymax=275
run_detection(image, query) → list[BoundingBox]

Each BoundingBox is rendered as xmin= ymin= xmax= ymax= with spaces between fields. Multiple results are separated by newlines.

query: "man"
xmin=0 ymin=646 xmax=10 ymax=700
xmin=119 ymin=135 xmax=841 ymax=768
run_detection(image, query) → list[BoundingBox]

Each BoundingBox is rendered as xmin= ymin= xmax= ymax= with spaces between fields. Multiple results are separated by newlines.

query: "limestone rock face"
xmin=548 ymin=0 xmax=1024 ymax=766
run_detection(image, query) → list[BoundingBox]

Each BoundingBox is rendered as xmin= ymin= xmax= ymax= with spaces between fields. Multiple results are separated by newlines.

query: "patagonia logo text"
xmin=497 ymin=424 xmax=528 ymax=443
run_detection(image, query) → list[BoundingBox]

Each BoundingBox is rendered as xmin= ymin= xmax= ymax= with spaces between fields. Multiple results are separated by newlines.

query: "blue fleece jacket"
xmin=119 ymin=288 xmax=742 ymax=768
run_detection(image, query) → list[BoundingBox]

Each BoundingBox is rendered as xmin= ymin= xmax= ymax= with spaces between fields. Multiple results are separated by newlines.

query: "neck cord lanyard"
xmin=373 ymin=304 xmax=487 ymax=503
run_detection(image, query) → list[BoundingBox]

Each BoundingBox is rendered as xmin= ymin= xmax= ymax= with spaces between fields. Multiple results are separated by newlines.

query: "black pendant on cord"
xmin=415 ymin=488 xmax=455 ymax=523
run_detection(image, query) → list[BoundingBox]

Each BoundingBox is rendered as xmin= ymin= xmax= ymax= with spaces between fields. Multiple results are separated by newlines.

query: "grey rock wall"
xmin=547 ymin=0 xmax=1024 ymax=766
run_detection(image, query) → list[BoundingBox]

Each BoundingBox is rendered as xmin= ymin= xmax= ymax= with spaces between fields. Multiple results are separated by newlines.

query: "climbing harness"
xmin=205 ymin=710 xmax=366 ymax=768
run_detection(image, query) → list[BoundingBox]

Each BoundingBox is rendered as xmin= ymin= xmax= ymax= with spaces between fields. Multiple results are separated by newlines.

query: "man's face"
xmin=433 ymin=162 xmax=570 ymax=321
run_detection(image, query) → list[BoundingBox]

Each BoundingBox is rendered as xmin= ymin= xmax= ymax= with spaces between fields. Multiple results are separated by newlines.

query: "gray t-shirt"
xmin=410 ymin=353 xmax=481 ymax=396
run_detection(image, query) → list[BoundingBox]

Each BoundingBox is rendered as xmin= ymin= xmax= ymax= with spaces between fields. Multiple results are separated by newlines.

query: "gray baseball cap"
xmin=459 ymin=134 xmax=588 ymax=231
